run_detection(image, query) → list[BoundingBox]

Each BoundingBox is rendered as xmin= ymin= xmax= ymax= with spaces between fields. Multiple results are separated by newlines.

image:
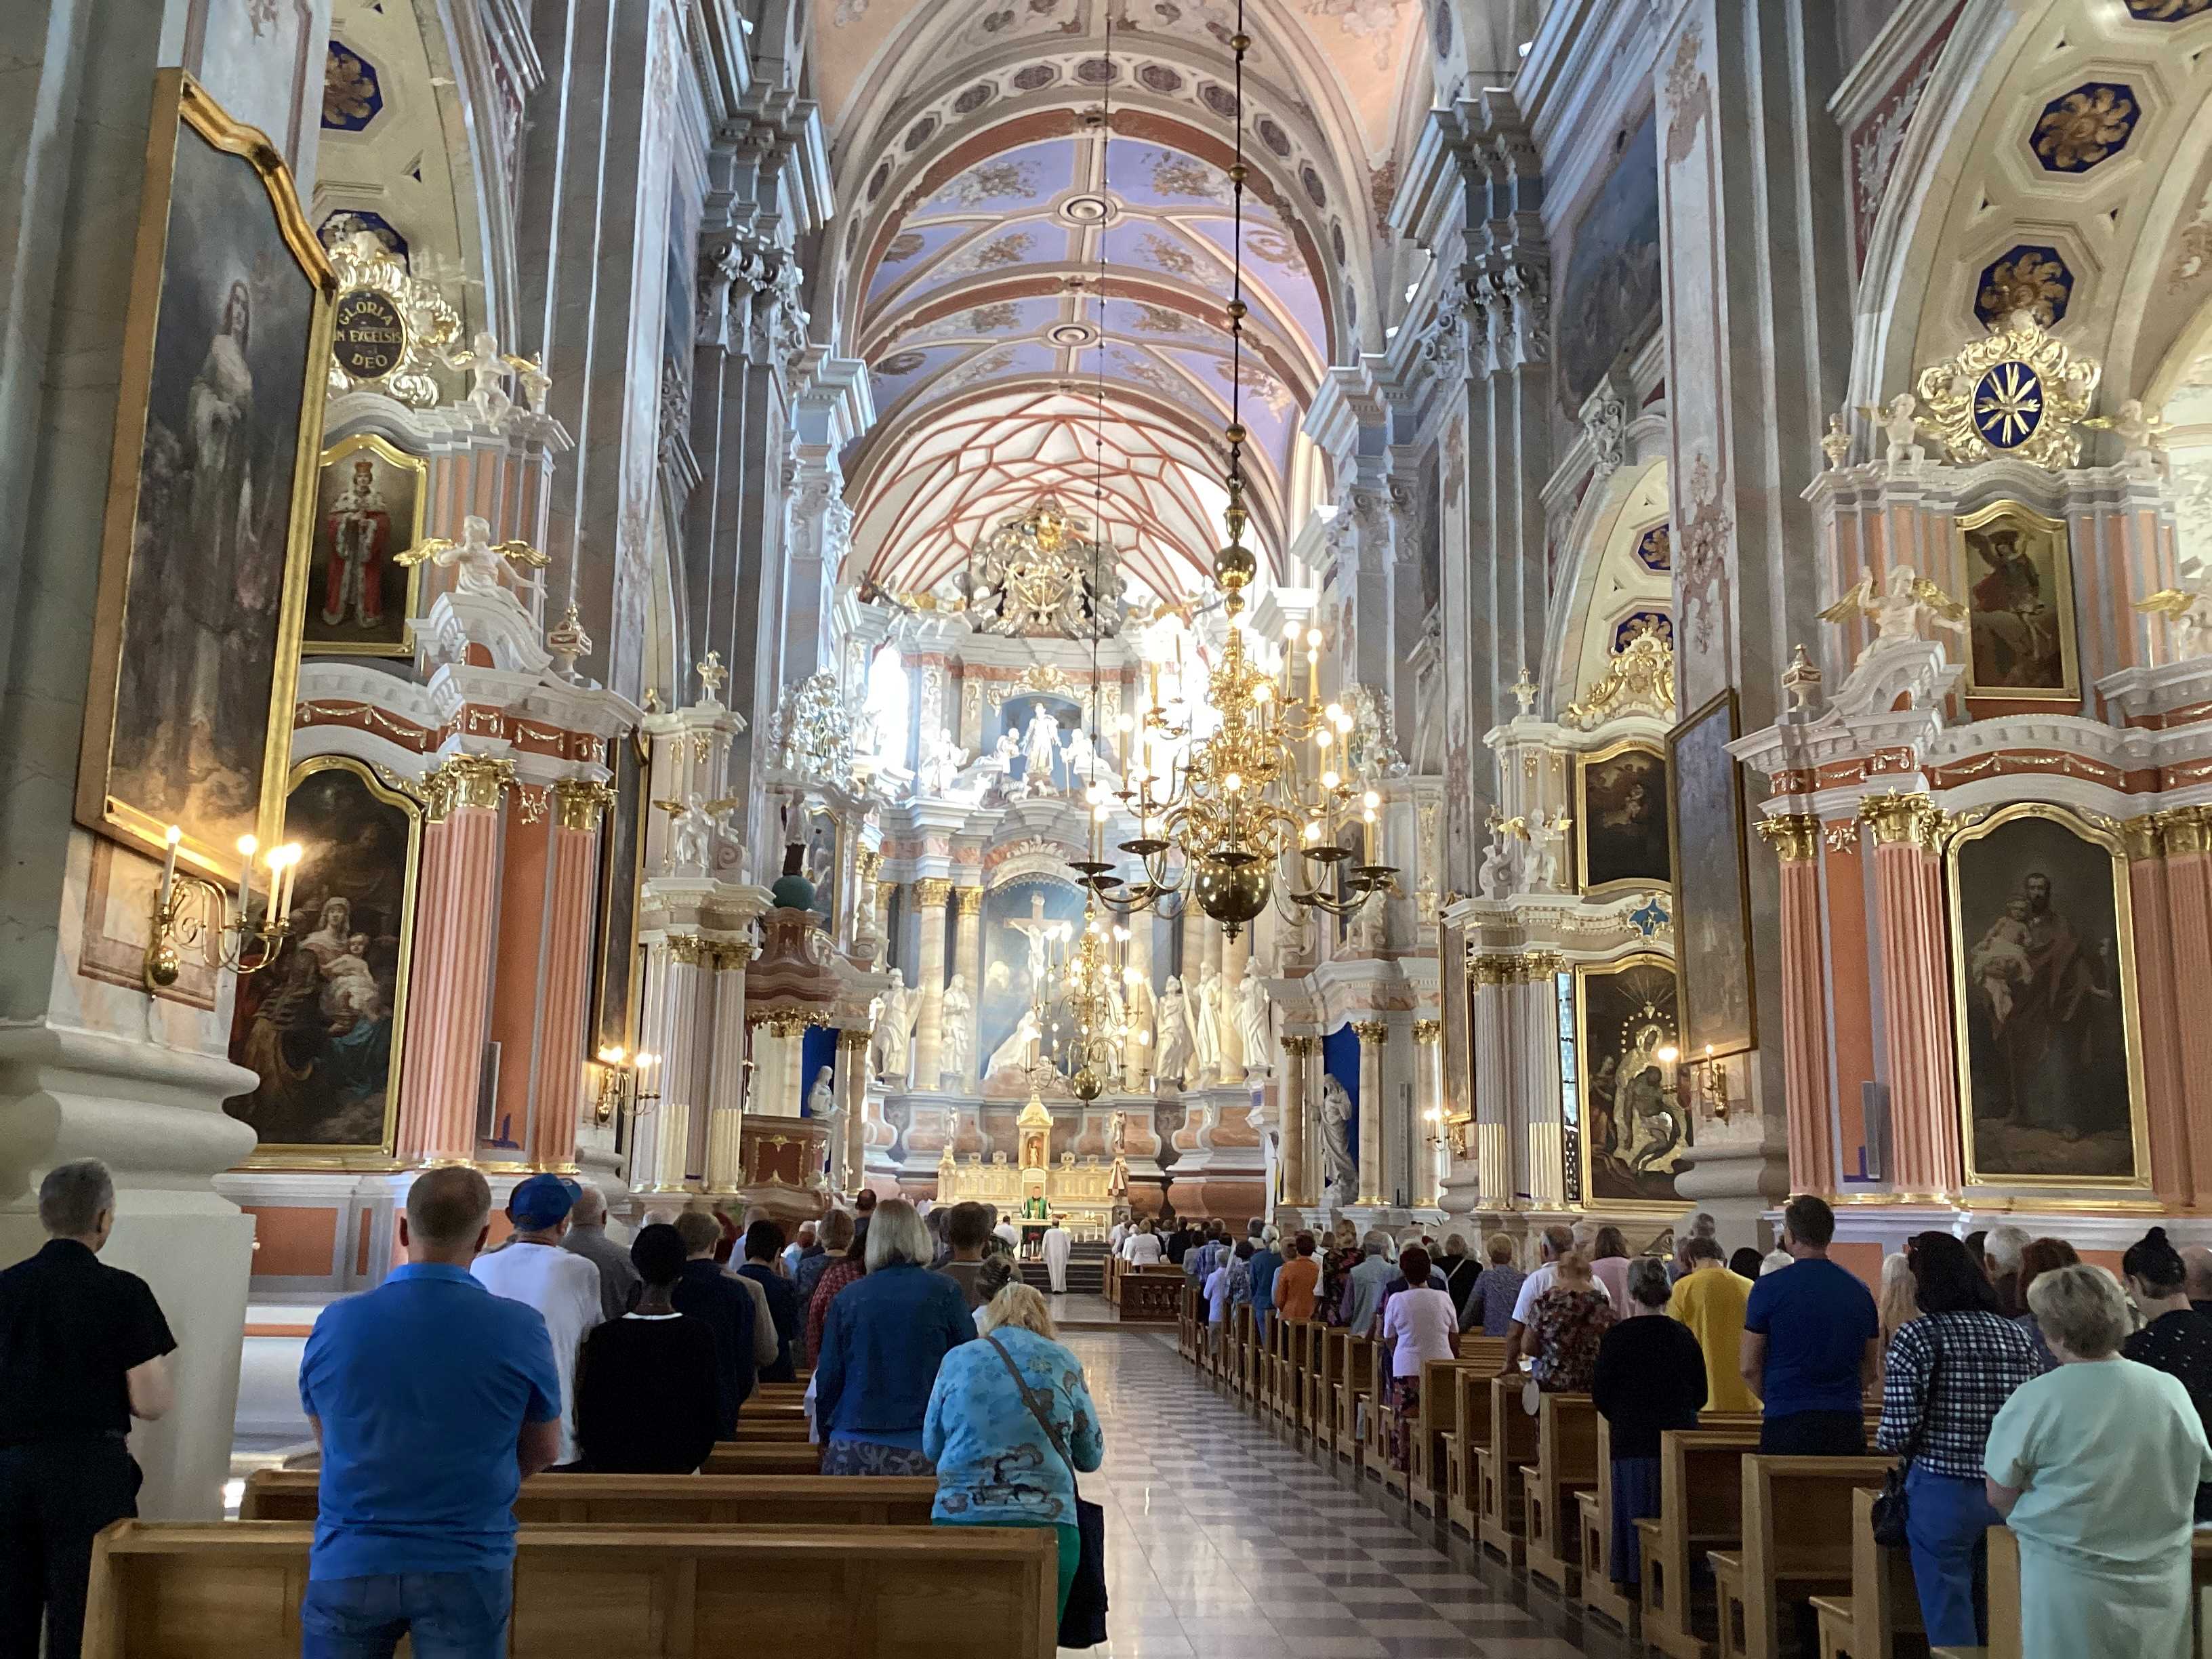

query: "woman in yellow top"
xmin=1666 ymin=1236 xmax=1759 ymax=1413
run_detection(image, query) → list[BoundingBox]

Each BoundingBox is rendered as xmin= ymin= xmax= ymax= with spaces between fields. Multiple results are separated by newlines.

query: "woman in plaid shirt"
xmin=1875 ymin=1232 xmax=2041 ymax=1650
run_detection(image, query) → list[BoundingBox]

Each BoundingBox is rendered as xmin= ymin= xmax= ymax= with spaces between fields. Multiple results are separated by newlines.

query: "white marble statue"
xmin=395 ymin=512 xmax=548 ymax=599
xmin=1858 ymin=392 xmax=1924 ymax=468
xmin=806 ymin=1064 xmax=836 ymax=1119
xmin=1318 ymin=1075 xmax=1357 ymax=1206
xmin=657 ymin=792 xmax=723 ymax=876
xmin=1479 ymin=820 xmax=1519 ymax=899
xmin=442 ymin=331 xmax=515 ymax=426
xmin=1002 ymin=893 xmax=1065 ymax=992
xmin=984 ymin=1006 xmax=1042 ymax=1080
xmin=915 ymin=724 xmax=968 ymax=798
xmin=939 ymin=972 xmax=975 ymax=1087
xmin=1820 ymin=564 xmax=1967 ymax=665
xmin=1061 ymin=724 xmax=1101 ymax=790
xmin=1525 ymin=809 xmax=1570 ymax=893
xmin=1021 ymin=706 xmax=1063 ymax=790
xmin=1190 ymin=966 xmax=1223 ymax=1084
xmin=1153 ymin=975 xmax=1193 ymax=1087
xmin=870 ymin=968 xmax=917 ymax=1084
xmin=1235 ymin=960 xmax=1270 ymax=1074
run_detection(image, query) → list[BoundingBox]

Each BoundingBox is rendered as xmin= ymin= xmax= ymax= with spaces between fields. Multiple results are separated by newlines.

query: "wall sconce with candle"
xmin=1680 ymin=1043 xmax=1731 ymax=1122
xmin=592 ymin=1046 xmax=661 ymax=1126
xmin=142 ymin=828 xmax=304 ymax=991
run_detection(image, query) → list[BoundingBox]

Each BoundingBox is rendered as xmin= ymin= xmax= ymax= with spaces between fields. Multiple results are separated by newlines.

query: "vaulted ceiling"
xmin=817 ymin=0 xmax=1437 ymax=602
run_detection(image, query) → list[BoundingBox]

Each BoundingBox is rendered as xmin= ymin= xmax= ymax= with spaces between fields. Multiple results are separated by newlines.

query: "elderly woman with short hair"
xmin=813 ymin=1199 xmax=973 ymax=1475
xmin=1984 ymin=1263 xmax=2212 ymax=1659
xmin=925 ymin=1282 xmax=1103 ymax=1622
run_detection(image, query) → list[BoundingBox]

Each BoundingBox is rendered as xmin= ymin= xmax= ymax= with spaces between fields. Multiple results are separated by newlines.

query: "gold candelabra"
xmin=1057 ymin=905 xmax=1128 ymax=1101
xmin=142 ymin=827 xmax=304 ymax=991
xmin=592 ymin=1046 xmax=662 ymax=1126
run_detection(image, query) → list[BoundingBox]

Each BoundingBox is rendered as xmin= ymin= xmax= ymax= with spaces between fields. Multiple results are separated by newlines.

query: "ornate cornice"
xmin=552 ymin=778 xmax=616 ymax=833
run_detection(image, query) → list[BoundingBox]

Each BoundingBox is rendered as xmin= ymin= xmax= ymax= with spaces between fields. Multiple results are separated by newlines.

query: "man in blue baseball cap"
xmin=470 ymin=1173 xmax=603 ymax=1468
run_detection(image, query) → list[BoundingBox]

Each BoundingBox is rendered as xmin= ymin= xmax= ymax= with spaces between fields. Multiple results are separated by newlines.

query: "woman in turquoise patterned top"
xmin=924 ymin=1282 xmax=1104 ymax=1619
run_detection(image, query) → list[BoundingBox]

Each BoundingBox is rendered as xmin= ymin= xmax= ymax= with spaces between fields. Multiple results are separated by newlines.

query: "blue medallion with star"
xmin=1972 ymin=359 xmax=2044 ymax=450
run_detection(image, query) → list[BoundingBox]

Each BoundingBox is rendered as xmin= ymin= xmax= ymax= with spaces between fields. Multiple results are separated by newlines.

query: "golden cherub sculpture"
xmin=1818 ymin=565 xmax=1966 ymax=665
xmin=396 ymin=514 xmax=548 ymax=597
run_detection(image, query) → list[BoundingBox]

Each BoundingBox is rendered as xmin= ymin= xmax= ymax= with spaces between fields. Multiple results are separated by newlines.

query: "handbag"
xmin=1869 ymin=1326 xmax=1943 ymax=1549
xmin=983 ymin=1335 xmax=1109 ymax=1650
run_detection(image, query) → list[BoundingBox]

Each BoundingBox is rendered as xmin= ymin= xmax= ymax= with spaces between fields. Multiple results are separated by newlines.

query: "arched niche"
xmin=1542 ymin=457 xmax=1671 ymax=716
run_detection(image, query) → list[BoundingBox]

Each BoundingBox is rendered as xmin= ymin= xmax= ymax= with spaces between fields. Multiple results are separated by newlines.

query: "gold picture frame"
xmin=590 ymin=726 xmax=651 ymax=1060
xmin=1574 ymin=952 xmax=1689 ymax=1211
xmin=77 ymin=70 xmax=337 ymax=880
xmin=1946 ymin=802 xmax=2149 ymax=1190
xmin=302 ymin=431 xmax=426 ymax=657
xmin=1956 ymin=500 xmax=2080 ymax=702
xmin=224 ymin=755 xmax=419 ymax=1169
xmin=1575 ymin=738 xmax=1673 ymax=899
xmin=1667 ymin=688 xmax=1757 ymax=1059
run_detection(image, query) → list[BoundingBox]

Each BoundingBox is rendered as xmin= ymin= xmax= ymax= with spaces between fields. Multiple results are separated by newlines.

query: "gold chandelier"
xmin=1069 ymin=3 xmax=1395 ymax=938
xmin=1058 ymin=903 xmax=1126 ymax=1101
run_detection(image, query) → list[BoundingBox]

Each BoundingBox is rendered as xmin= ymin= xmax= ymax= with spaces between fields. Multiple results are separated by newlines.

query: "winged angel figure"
xmin=1818 ymin=565 xmax=1966 ymax=667
xmin=395 ymin=514 xmax=549 ymax=598
xmin=2135 ymin=585 xmax=2212 ymax=658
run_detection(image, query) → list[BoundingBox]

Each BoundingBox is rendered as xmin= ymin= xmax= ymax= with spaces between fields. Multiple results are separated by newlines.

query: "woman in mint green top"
xmin=1984 ymin=1264 xmax=2212 ymax=1659
xmin=923 ymin=1282 xmax=1103 ymax=1619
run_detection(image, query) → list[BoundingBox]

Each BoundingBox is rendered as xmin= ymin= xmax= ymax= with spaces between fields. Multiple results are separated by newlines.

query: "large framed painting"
xmin=1555 ymin=109 xmax=1662 ymax=415
xmin=303 ymin=431 xmax=424 ymax=657
xmin=1667 ymin=689 xmax=1757 ymax=1059
xmin=1957 ymin=500 xmax=2079 ymax=701
xmin=77 ymin=71 xmax=336 ymax=877
xmin=224 ymin=757 xmax=417 ymax=1165
xmin=1576 ymin=955 xmax=1688 ymax=1207
xmin=590 ymin=728 xmax=650 ymax=1059
xmin=1948 ymin=804 xmax=2147 ymax=1188
xmin=1576 ymin=740 xmax=1672 ymax=897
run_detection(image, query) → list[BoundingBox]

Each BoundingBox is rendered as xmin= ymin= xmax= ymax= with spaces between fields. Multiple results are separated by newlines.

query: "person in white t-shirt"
xmin=470 ymin=1174 xmax=604 ymax=1467
xmin=1121 ymin=1220 xmax=1164 ymax=1265
xmin=1380 ymin=1245 xmax=1459 ymax=1474
xmin=1501 ymin=1223 xmax=1610 ymax=1375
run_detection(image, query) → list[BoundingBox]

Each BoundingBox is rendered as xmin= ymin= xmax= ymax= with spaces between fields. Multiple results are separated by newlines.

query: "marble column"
xmin=1352 ymin=1021 xmax=1388 ymax=1205
xmin=1467 ymin=957 xmax=1514 ymax=1209
xmin=1279 ymin=1036 xmax=1316 ymax=1206
xmin=1860 ymin=797 xmax=1960 ymax=1199
xmin=1414 ymin=1019 xmax=1443 ymax=1207
xmin=1221 ymin=924 xmax=1252 ymax=1078
xmin=2149 ymin=809 xmax=2212 ymax=1206
xmin=642 ymin=933 xmax=708 ymax=1191
xmin=703 ymin=942 xmax=752 ymax=1185
xmin=911 ymin=879 xmax=951 ymax=1091
xmin=838 ymin=1029 xmax=871 ymax=1197
xmin=396 ymin=757 xmax=514 ymax=1163
xmin=1515 ymin=958 xmax=1568 ymax=1209
xmin=953 ymin=886 xmax=984 ymax=1090
xmin=1758 ymin=815 xmax=1836 ymax=1195
xmin=524 ymin=782 xmax=613 ymax=1172
xmin=1125 ymin=911 xmax=1158 ymax=1089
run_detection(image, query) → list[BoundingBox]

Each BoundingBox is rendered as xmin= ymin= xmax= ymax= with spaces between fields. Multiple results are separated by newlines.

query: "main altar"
xmin=935 ymin=1094 xmax=1123 ymax=1239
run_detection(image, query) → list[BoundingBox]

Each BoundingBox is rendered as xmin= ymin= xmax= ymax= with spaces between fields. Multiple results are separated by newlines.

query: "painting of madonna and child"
xmin=225 ymin=762 xmax=417 ymax=1160
xmin=1952 ymin=807 xmax=2144 ymax=1186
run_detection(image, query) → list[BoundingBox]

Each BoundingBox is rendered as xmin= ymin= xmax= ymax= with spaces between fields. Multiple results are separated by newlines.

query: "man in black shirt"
xmin=670 ymin=1209 xmax=760 ymax=1437
xmin=0 ymin=1159 xmax=176 ymax=1659
xmin=733 ymin=1219 xmax=800 ymax=1382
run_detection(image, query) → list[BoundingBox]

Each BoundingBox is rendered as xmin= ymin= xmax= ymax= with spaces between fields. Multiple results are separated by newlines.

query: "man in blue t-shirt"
xmin=1740 ymin=1193 xmax=1880 ymax=1455
xmin=298 ymin=1166 xmax=563 ymax=1658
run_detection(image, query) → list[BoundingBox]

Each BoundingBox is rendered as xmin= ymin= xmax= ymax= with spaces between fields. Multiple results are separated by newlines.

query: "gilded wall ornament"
xmin=1913 ymin=311 xmax=2100 ymax=470
xmin=325 ymin=231 xmax=462 ymax=407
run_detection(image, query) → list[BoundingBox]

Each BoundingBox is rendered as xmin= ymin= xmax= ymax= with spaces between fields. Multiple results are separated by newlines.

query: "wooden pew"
xmin=1446 ymin=1366 xmax=1499 ymax=1536
xmin=1981 ymin=1525 xmax=2212 ymax=1659
xmin=1636 ymin=1425 xmax=1764 ymax=1659
xmin=705 ymin=1442 xmax=824 ymax=1475
xmin=1476 ymin=1376 xmax=1540 ymax=1566
xmin=1412 ymin=1349 xmax=1501 ymax=1517
xmin=1575 ymin=1416 xmax=1637 ymax=1635
xmin=1119 ymin=1265 xmax=1183 ymax=1324
xmin=81 ymin=1521 xmax=1058 ymax=1659
xmin=1706 ymin=1454 xmax=1893 ymax=1659
xmin=1521 ymin=1393 xmax=1600 ymax=1595
xmin=240 ymin=1469 xmax=936 ymax=1527
xmin=1316 ymin=1328 xmax=1347 ymax=1448
xmin=1292 ymin=1319 xmax=1326 ymax=1439
xmin=1808 ymin=1487 xmax=1920 ymax=1659
xmin=1331 ymin=1334 xmax=1378 ymax=1467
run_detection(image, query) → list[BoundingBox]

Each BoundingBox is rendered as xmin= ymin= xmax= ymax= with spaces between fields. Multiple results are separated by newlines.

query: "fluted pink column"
xmin=2123 ymin=817 xmax=2191 ymax=1209
xmin=395 ymin=758 xmax=511 ymax=1164
xmin=525 ymin=785 xmax=608 ymax=1170
xmin=2157 ymin=809 xmax=2212 ymax=1204
xmin=1863 ymin=796 xmax=1960 ymax=1199
xmin=1761 ymin=815 xmax=1835 ymax=1195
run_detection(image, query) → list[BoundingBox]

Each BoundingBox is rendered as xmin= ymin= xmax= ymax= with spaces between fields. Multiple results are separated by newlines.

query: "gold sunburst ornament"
xmin=1913 ymin=309 xmax=2100 ymax=470
xmin=325 ymin=230 xmax=462 ymax=408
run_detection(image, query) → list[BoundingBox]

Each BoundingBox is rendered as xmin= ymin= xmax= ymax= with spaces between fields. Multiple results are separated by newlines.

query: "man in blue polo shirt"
xmin=298 ymin=1166 xmax=562 ymax=1658
xmin=1740 ymin=1193 xmax=1881 ymax=1454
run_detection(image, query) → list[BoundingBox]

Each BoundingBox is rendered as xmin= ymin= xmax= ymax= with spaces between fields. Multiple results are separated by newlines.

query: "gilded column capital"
xmin=1858 ymin=790 xmax=1932 ymax=846
xmin=2121 ymin=814 xmax=2165 ymax=863
xmin=1412 ymin=1019 xmax=1443 ymax=1044
xmin=837 ymin=1027 xmax=871 ymax=1052
xmin=954 ymin=885 xmax=985 ymax=916
xmin=1470 ymin=953 xmax=1517 ymax=986
xmin=1522 ymin=951 xmax=1565 ymax=979
xmin=664 ymin=933 xmax=708 ymax=967
xmin=2155 ymin=806 xmax=2212 ymax=857
xmin=552 ymin=778 xmax=617 ymax=832
xmin=711 ymin=941 xmax=755 ymax=972
xmin=1755 ymin=813 xmax=1822 ymax=863
xmin=914 ymin=878 xmax=954 ymax=909
xmin=1280 ymin=1034 xmax=1322 ymax=1057
xmin=1350 ymin=1019 xmax=1389 ymax=1046
xmin=857 ymin=848 xmax=883 ymax=880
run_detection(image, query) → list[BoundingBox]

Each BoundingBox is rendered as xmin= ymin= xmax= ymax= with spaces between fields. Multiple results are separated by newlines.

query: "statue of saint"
xmin=1153 ymin=975 xmax=1192 ymax=1087
xmin=806 ymin=1064 xmax=836 ymax=1119
xmin=1021 ymin=705 xmax=1063 ymax=790
xmin=1190 ymin=966 xmax=1223 ymax=1084
xmin=984 ymin=1006 xmax=1042 ymax=1080
xmin=939 ymin=973 xmax=975 ymax=1088
xmin=869 ymin=968 xmax=916 ymax=1084
xmin=1318 ymin=1075 xmax=1357 ymax=1206
xmin=1235 ymin=961 xmax=1270 ymax=1074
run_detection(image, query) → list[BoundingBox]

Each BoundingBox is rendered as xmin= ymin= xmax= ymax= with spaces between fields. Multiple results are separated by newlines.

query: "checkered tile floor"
xmin=1059 ymin=1332 xmax=1635 ymax=1659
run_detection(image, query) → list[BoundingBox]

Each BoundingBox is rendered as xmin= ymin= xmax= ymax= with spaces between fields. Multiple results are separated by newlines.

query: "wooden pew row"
xmin=1411 ymin=1348 xmax=1504 ymax=1518
xmin=239 ymin=1469 xmax=936 ymax=1526
xmin=1521 ymin=1394 xmax=1599 ymax=1595
xmin=1707 ymin=1455 xmax=1895 ymax=1659
xmin=1978 ymin=1525 xmax=2212 ymax=1659
xmin=707 ymin=1443 xmax=824 ymax=1475
xmin=1330 ymin=1333 xmax=1378 ymax=1468
xmin=1807 ymin=1487 xmax=1920 ymax=1659
xmin=1476 ymin=1376 xmax=1541 ymax=1566
xmin=81 ymin=1522 xmax=1058 ymax=1659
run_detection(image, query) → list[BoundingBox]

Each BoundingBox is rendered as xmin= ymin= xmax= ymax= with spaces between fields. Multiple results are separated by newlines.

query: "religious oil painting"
xmin=1555 ymin=110 xmax=1662 ymax=415
xmin=225 ymin=758 xmax=417 ymax=1164
xmin=1957 ymin=500 xmax=2079 ymax=701
xmin=591 ymin=728 xmax=649 ymax=1059
xmin=1576 ymin=741 xmax=1672 ymax=897
xmin=977 ymin=877 xmax=1088 ymax=1092
xmin=1668 ymin=690 xmax=1756 ymax=1059
xmin=1576 ymin=956 xmax=1687 ymax=1206
xmin=79 ymin=72 xmax=335 ymax=878
xmin=303 ymin=432 xmax=424 ymax=656
xmin=1948 ymin=804 xmax=2146 ymax=1187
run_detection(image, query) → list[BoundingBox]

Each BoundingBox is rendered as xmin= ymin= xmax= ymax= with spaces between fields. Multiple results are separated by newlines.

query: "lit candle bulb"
xmin=235 ymin=835 xmax=258 ymax=918
xmin=158 ymin=825 xmax=182 ymax=914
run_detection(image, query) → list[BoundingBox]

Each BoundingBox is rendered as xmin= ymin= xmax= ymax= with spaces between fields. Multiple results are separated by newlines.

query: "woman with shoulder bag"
xmin=1875 ymin=1231 xmax=2040 ymax=1649
xmin=924 ymin=1281 xmax=1106 ymax=1641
